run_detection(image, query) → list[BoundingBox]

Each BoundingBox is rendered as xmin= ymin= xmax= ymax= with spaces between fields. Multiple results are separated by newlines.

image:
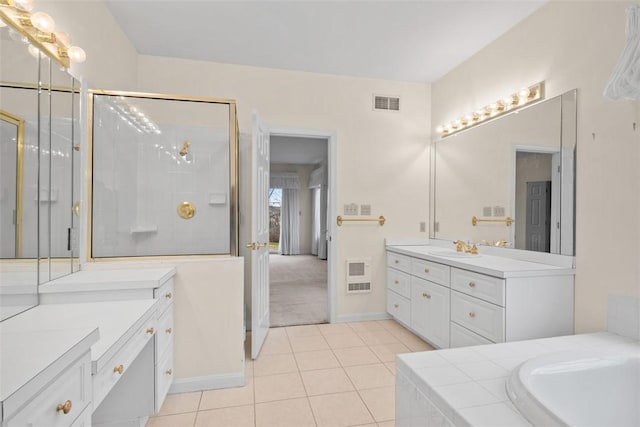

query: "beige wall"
xmin=136 ymin=56 xmax=432 ymax=320
xmin=432 ymin=0 xmax=640 ymax=333
xmin=38 ymin=0 xmax=138 ymax=90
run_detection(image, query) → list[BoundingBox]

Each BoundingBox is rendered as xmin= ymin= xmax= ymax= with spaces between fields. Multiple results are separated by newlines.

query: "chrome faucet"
xmin=454 ymin=240 xmax=478 ymax=254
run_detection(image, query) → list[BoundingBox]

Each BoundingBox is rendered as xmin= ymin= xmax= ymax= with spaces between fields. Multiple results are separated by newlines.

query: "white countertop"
xmin=397 ymin=332 xmax=639 ymax=427
xmin=39 ymin=267 xmax=176 ymax=294
xmin=387 ymin=245 xmax=575 ymax=278
xmin=0 ymin=326 xmax=99 ymax=416
xmin=0 ymin=300 xmax=158 ymax=373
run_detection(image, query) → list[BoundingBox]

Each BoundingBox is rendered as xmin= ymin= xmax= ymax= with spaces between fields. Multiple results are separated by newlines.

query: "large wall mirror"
xmin=430 ymin=90 xmax=577 ymax=256
xmin=0 ymin=22 xmax=81 ymax=320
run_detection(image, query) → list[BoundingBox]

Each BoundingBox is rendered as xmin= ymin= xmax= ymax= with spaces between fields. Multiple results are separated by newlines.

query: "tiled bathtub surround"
xmin=396 ymin=332 xmax=639 ymax=426
xmin=608 ymin=294 xmax=640 ymax=340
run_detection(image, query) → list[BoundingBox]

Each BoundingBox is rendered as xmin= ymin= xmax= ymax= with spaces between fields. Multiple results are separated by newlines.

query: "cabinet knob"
xmin=166 ymin=369 xmax=173 ymax=375
xmin=422 ymin=292 xmax=431 ymax=299
xmin=394 ymin=280 xmax=399 ymax=284
xmin=393 ymin=304 xmax=399 ymax=308
xmin=424 ymin=268 xmax=430 ymax=273
xmin=56 ymin=400 xmax=72 ymax=414
xmin=146 ymin=327 xmax=155 ymax=335
xmin=166 ymin=327 xmax=173 ymax=334
xmin=395 ymin=260 xmax=399 ymax=264
xmin=165 ymin=292 xmax=173 ymax=299
xmin=468 ymin=282 xmax=476 ymax=288
xmin=468 ymin=311 xmax=476 ymax=318
xmin=114 ymin=364 xmax=124 ymax=374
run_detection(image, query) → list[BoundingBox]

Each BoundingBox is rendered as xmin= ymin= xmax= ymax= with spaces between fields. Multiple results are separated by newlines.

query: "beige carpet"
xmin=270 ymin=254 xmax=328 ymax=327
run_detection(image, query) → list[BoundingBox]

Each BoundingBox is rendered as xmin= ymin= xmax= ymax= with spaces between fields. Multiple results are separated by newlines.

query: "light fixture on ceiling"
xmin=435 ymin=81 xmax=545 ymax=138
xmin=0 ymin=0 xmax=86 ymax=68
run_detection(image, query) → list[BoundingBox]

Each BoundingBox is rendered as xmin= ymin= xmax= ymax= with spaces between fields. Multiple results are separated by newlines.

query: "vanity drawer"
xmin=451 ymin=268 xmax=505 ymax=306
xmin=155 ymin=348 xmax=174 ymax=412
xmin=387 ymin=268 xmax=411 ymax=298
xmin=156 ymin=304 xmax=174 ymax=358
xmin=451 ymin=291 xmax=504 ymax=343
xmin=450 ymin=322 xmax=493 ymax=348
xmin=6 ymin=352 xmax=92 ymax=427
xmin=387 ymin=252 xmax=411 ymax=273
xmin=387 ymin=290 xmax=411 ymax=327
xmin=154 ymin=279 xmax=175 ymax=313
xmin=411 ymin=258 xmax=450 ymax=287
xmin=93 ymin=316 xmax=157 ymax=408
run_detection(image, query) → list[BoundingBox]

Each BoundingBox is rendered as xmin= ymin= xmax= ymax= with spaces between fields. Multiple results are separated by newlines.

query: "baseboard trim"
xmin=334 ymin=312 xmax=391 ymax=323
xmin=169 ymin=372 xmax=245 ymax=394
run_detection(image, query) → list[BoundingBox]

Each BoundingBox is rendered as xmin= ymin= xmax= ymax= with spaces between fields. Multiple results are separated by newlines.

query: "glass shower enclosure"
xmin=89 ymin=91 xmax=238 ymax=258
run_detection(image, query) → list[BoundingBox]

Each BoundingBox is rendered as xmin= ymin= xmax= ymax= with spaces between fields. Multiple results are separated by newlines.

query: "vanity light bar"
xmin=0 ymin=0 xmax=86 ymax=69
xmin=436 ymin=81 xmax=545 ymax=138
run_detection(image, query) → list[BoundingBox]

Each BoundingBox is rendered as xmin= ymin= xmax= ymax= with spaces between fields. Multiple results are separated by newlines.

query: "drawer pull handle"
xmin=422 ymin=292 xmax=431 ymax=299
xmin=424 ymin=268 xmax=430 ymax=273
xmin=166 ymin=369 xmax=173 ymax=375
xmin=468 ymin=311 xmax=476 ymax=318
xmin=469 ymin=282 xmax=476 ymax=288
xmin=166 ymin=327 xmax=173 ymax=334
xmin=165 ymin=292 xmax=173 ymax=299
xmin=56 ymin=400 xmax=72 ymax=414
xmin=393 ymin=304 xmax=399 ymax=308
xmin=146 ymin=327 xmax=155 ymax=335
xmin=114 ymin=364 xmax=124 ymax=374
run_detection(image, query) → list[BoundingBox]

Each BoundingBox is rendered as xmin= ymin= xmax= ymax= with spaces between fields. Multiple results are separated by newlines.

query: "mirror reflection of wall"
xmin=90 ymin=92 xmax=238 ymax=258
xmin=432 ymin=90 xmax=576 ymax=255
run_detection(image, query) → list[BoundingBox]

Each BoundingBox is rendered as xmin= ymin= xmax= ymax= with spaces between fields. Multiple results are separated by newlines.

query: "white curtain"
xmin=309 ymin=167 xmax=327 ymax=260
xmin=271 ymin=172 xmax=300 ymax=255
xmin=279 ymin=188 xmax=300 ymax=255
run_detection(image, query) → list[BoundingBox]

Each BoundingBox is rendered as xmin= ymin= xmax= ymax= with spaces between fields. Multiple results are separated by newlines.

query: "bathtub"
xmin=507 ymin=347 xmax=640 ymax=427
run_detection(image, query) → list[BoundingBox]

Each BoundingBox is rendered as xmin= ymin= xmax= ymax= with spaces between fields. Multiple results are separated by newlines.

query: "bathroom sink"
xmin=429 ymin=249 xmax=481 ymax=258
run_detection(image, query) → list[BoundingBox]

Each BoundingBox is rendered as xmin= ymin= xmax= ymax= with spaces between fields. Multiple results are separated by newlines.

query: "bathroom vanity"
xmin=386 ymin=242 xmax=575 ymax=349
xmin=0 ymin=268 xmax=176 ymax=427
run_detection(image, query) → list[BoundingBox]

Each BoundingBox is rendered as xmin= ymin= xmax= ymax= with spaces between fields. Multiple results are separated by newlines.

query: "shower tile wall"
xmin=92 ymin=98 xmax=230 ymax=257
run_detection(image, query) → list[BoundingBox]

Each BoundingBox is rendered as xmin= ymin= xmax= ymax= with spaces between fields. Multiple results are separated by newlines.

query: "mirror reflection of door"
xmin=526 ymin=181 xmax=551 ymax=252
xmin=0 ymin=111 xmax=24 ymax=258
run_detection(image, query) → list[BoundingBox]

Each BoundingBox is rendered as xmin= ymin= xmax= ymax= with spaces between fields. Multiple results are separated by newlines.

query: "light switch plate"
xmin=344 ymin=203 xmax=358 ymax=215
xmin=493 ymin=206 xmax=505 ymax=217
xmin=483 ymin=206 xmax=492 ymax=217
xmin=360 ymin=204 xmax=371 ymax=216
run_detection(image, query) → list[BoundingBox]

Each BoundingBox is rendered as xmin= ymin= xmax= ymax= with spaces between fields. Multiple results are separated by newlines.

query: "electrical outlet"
xmin=419 ymin=222 xmax=426 ymax=232
xmin=434 ymin=222 xmax=440 ymax=232
xmin=483 ymin=206 xmax=492 ymax=217
xmin=344 ymin=203 xmax=358 ymax=215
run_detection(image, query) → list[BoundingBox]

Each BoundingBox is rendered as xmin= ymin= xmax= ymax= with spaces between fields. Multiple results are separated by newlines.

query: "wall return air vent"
xmin=373 ymin=95 xmax=400 ymax=112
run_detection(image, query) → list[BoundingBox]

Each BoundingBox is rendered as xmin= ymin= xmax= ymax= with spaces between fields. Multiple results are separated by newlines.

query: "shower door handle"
xmin=246 ymin=242 xmax=267 ymax=250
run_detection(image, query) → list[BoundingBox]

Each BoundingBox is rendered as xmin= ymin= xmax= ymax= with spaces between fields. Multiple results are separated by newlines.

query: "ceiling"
xmin=271 ymin=135 xmax=327 ymax=165
xmin=104 ymin=0 xmax=546 ymax=83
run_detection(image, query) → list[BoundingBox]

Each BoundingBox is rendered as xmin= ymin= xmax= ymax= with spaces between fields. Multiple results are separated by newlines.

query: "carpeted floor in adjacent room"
xmin=269 ymin=254 xmax=327 ymax=327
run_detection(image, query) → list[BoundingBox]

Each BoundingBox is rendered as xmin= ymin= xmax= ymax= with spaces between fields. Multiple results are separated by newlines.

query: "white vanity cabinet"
xmin=386 ymin=245 xmax=575 ymax=349
xmin=0 ymin=328 xmax=99 ymax=427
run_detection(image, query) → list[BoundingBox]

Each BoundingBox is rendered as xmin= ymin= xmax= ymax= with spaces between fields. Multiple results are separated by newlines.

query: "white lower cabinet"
xmin=387 ymin=247 xmax=575 ymax=348
xmin=410 ymin=277 xmax=450 ymax=349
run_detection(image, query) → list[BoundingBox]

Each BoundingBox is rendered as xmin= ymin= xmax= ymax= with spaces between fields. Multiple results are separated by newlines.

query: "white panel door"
xmin=250 ymin=111 xmax=270 ymax=359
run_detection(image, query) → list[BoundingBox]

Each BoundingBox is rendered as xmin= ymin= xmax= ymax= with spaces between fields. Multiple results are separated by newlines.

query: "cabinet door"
xmin=411 ymin=277 xmax=450 ymax=349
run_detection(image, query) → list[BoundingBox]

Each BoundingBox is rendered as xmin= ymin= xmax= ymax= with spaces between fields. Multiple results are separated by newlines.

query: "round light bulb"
xmin=28 ymin=44 xmax=41 ymax=58
xmin=14 ymin=0 xmax=34 ymax=12
xmin=68 ymin=46 xmax=86 ymax=63
xmin=55 ymin=31 xmax=71 ymax=47
xmin=518 ymin=87 xmax=531 ymax=100
xmin=31 ymin=12 xmax=55 ymax=33
xmin=436 ymin=125 xmax=444 ymax=133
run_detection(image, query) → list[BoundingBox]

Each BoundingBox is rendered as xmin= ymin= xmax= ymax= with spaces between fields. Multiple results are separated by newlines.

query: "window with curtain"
xmin=270 ymin=172 xmax=300 ymax=255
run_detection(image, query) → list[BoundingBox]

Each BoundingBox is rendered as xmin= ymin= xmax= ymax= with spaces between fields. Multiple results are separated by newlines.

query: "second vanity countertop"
xmin=387 ymin=244 xmax=575 ymax=279
xmin=39 ymin=268 xmax=176 ymax=294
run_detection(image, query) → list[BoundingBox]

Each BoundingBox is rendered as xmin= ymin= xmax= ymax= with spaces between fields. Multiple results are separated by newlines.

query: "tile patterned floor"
xmin=147 ymin=320 xmax=434 ymax=427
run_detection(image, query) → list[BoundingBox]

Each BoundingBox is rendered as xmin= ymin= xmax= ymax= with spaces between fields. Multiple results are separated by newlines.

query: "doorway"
xmin=269 ymin=134 xmax=329 ymax=327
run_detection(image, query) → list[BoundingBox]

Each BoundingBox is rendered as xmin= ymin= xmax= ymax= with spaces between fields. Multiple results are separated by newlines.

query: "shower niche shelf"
xmin=129 ymin=225 xmax=159 ymax=235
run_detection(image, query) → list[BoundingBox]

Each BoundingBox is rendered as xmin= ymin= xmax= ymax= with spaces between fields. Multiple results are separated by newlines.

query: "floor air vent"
xmin=373 ymin=95 xmax=400 ymax=111
xmin=346 ymin=259 xmax=371 ymax=293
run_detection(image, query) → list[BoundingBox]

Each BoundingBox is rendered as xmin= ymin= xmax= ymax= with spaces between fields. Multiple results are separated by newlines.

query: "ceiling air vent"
xmin=373 ymin=95 xmax=400 ymax=112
